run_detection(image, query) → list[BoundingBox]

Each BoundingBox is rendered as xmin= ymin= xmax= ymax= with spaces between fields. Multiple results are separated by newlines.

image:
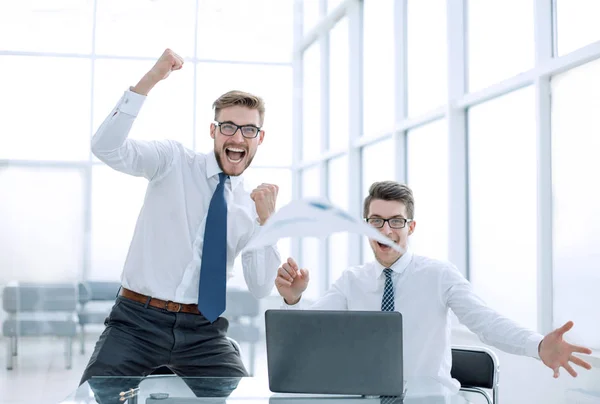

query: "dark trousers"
xmin=80 ymin=295 xmax=247 ymax=403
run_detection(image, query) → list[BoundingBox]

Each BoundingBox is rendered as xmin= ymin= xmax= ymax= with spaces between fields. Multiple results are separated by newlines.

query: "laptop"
xmin=265 ymin=310 xmax=404 ymax=397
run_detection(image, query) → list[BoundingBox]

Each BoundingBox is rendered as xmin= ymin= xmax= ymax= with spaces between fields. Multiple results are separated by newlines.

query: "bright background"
xmin=1 ymin=0 xmax=599 ymax=402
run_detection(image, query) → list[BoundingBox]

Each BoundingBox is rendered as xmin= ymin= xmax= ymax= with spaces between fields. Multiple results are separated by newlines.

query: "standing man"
xmin=275 ymin=181 xmax=592 ymax=391
xmin=81 ymin=49 xmax=281 ymax=399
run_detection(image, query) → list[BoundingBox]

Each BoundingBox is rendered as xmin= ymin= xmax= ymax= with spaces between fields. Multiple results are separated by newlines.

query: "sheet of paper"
xmin=245 ymin=198 xmax=404 ymax=253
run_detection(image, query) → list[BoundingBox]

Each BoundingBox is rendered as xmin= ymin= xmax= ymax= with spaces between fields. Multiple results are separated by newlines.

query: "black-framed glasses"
xmin=214 ymin=121 xmax=261 ymax=138
xmin=365 ymin=217 xmax=412 ymax=229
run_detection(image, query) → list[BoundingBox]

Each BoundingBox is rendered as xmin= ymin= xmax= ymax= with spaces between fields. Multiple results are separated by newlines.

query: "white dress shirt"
xmin=91 ymin=90 xmax=280 ymax=303
xmin=284 ymin=248 xmax=544 ymax=391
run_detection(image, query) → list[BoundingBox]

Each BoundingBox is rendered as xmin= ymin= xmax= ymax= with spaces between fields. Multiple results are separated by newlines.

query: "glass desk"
xmin=60 ymin=376 xmax=475 ymax=404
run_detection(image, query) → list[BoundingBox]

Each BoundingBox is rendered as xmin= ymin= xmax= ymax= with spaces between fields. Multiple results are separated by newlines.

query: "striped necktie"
xmin=381 ymin=268 xmax=394 ymax=312
xmin=380 ymin=268 xmax=398 ymax=401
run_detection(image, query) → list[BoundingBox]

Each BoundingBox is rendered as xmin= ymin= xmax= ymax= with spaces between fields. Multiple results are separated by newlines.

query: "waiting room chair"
xmin=223 ymin=289 xmax=261 ymax=376
xmin=2 ymin=282 xmax=78 ymax=370
xmin=77 ymin=281 xmax=121 ymax=354
xmin=451 ymin=346 xmax=499 ymax=404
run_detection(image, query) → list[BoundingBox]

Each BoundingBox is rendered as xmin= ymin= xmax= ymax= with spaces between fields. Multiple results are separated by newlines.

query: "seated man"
xmin=275 ymin=180 xmax=592 ymax=391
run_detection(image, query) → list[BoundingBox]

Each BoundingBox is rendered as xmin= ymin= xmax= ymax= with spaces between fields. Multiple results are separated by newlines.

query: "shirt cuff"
xmin=525 ymin=333 xmax=545 ymax=359
xmin=280 ymin=296 xmax=302 ymax=309
xmin=117 ymin=88 xmax=146 ymax=117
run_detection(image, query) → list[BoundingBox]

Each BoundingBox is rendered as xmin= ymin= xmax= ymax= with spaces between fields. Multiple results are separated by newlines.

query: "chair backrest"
xmin=78 ymin=281 xmax=121 ymax=304
xmin=2 ymin=282 xmax=77 ymax=313
xmin=451 ymin=346 xmax=498 ymax=389
xmin=224 ymin=289 xmax=260 ymax=318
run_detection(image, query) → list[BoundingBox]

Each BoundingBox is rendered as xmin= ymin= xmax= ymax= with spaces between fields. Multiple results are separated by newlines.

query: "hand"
xmin=539 ymin=321 xmax=593 ymax=378
xmin=250 ymin=183 xmax=278 ymax=225
xmin=132 ymin=48 xmax=184 ymax=95
xmin=275 ymin=257 xmax=309 ymax=305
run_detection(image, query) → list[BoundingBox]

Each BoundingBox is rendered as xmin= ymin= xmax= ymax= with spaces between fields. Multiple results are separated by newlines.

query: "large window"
xmin=94 ymin=58 xmax=195 ymax=151
xmin=300 ymin=165 xmax=322 ymax=300
xmin=328 ymin=155 xmax=349 ymax=284
xmin=327 ymin=0 xmax=344 ymax=13
xmin=551 ymin=59 xmax=600 ymax=349
xmin=303 ymin=0 xmax=321 ymax=35
xmin=467 ymin=0 xmax=535 ymax=92
xmin=328 ymin=17 xmax=349 ymax=152
xmin=0 ymin=0 xmax=94 ymax=53
xmin=294 ymin=1 xmax=600 ymax=386
xmin=407 ymin=120 xmax=448 ymax=261
xmin=0 ymin=56 xmax=91 ymax=161
xmin=197 ymin=0 xmax=293 ymax=63
xmin=406 ymin=0 xmax=447 ymax=117
xmin=468 ymin=87 xmax=538 ymax=330
xmin=0 ymin=166 xmax=85 ymax=284
xmin=0 ymin=1 xmax=294 ymax=292
xmin=95 ymin=0 xmax=196 ymax=58
xmin=555 ymin=0 xmax=600 ymax=56
xmin=361 ymin=137 xmax=395 ymax=263
xmin=361 ymin=138 xmax=395 ymax=200
xmin=362 ymin=0 xmax=395 ymax=137
xmin=302 ymin=44 xmax=322 ymax=162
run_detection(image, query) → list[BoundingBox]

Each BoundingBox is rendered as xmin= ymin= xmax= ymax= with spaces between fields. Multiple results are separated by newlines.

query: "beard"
xmin=214 ymin=144 xmax=256 ymax=176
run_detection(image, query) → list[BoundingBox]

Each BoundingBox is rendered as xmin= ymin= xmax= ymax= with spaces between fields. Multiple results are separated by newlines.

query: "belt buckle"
xmin=165 ymin=300 xmax=182 ymax=313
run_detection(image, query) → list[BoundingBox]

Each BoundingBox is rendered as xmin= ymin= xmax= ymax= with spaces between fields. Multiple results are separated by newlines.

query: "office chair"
xmin=451 ymin=346 xmax=499 ymax=404
xmin=3 ymin=282 xmax=78 ymax=370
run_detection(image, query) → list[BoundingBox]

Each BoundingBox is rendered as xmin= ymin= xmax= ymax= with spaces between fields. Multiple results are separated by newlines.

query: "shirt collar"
xmin=374 ymin=246 xmax=414 ymax=279
xmin=205 ymin=151 xmax=244 ymax=191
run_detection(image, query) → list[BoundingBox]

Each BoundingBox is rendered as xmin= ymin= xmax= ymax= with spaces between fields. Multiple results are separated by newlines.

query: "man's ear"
xmin=210 ymin=123 xmax=216 ymax=139
xmin=408 ymin=220 xmax=416 ymax=235
xmin=258 ymin=130 xmax=265 ymax=145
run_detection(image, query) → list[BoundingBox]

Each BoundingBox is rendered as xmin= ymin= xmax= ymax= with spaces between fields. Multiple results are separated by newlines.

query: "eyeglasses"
xmin=214 ymin=121 xmax=261 ymax=139
xmin=365 ymin=217 xmax=412 ymax=229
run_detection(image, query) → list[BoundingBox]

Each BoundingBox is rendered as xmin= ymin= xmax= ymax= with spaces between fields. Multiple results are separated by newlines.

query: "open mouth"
xmin=225 ymin=147 xmax=247 ymax=164
xmin=377 ymin=241 xmax=397 ymax=250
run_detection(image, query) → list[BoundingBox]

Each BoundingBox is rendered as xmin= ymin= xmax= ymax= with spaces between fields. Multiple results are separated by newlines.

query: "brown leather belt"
xmin=119 ymin=287 xmax=201 ymax=315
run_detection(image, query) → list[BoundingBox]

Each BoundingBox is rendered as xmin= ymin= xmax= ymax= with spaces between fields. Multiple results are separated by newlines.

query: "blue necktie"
xmin=198 ymin=173 xmax=228 ymax=322
xmin=381 ymin=268 xmax=395 ymax=312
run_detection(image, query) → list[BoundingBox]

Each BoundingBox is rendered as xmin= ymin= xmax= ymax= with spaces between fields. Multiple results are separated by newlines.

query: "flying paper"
xmin=245 ymin=198 xmax=404 ymax=253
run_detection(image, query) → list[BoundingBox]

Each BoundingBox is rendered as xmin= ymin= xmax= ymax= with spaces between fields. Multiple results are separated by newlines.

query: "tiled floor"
xmin=0 ymin=333 xmax=270 ymax=404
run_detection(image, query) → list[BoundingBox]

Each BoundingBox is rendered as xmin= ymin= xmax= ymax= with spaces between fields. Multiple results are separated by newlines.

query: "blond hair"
xmin=212 ymin=90 xmax=265 ymax=126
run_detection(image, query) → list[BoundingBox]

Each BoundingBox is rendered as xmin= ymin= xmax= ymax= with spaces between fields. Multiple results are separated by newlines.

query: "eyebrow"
xmin=220 ymin=120 xmax=259 ymax=127
xmin=369 ymin=215 xmax=406 ymax=219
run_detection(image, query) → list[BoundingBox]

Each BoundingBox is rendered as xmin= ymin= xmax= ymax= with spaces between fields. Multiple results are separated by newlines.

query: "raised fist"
xmin=132 ymin=48 xmax=184 ymax=96
xmin=147 ymin=48 xmax=184 ymax=82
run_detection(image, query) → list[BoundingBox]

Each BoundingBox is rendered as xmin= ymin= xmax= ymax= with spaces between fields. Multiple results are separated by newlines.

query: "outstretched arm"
xmin=91 ymin=49 xmax=184 ymax=180
xmin=443 ymin=265 xmax=592 ymax=377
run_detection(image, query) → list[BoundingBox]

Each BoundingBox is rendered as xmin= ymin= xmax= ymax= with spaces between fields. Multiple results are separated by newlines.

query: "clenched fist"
xmin=250 ymin=183 xmax=278 ymax=225
xmin=275 ymin=257 xmax=310 ymax=305
xmin=132 ymin=48 xmax=184 ymax=96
